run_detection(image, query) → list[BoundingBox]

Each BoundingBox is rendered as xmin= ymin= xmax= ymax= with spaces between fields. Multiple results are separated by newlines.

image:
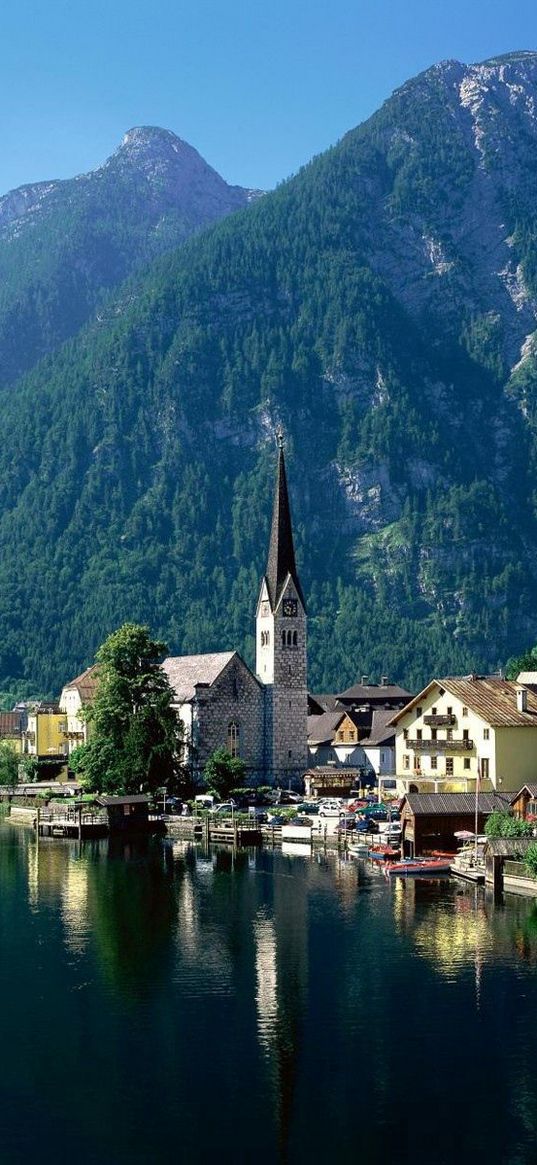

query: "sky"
xmin=0 ymin=0 xmax=536 ymax=195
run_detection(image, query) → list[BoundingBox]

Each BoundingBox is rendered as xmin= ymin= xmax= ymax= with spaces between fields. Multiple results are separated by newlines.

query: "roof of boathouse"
xmin=402 ymin=792 xmax=511 ymax=816
xmin=162 ymin=651 xmax=240 ymax=703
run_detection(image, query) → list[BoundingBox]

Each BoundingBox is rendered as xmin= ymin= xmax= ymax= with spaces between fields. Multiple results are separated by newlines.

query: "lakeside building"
xmin=306 ymin=682 xmax=411 ymax=787
xmin=0 ymin=711 xmax=24 ymax=755
xmin=390 ymin=676 xmax=537 ymax=795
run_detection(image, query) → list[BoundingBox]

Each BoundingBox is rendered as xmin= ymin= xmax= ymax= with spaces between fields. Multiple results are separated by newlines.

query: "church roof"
xmin=265 ymin=445 xmax=306 ymax=610
xmin=162 ymin=651 xmax=237 ymax=702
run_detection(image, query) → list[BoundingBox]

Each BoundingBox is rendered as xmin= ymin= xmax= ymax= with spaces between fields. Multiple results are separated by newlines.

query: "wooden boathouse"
xmin=400 ymin=792 xmax=511 ymax=856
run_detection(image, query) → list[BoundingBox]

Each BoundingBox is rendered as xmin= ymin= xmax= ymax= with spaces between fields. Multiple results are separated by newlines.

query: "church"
xmin=162 ymin=435 xmax=309 ymax=786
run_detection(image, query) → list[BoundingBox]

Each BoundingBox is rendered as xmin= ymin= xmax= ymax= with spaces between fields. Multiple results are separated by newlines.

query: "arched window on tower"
xmin=281 ymin=630 xmax=286 ymax=648
xmin=292 ymin=630 xmax=297 ymax=646
xmin=227 ymin=721 xmax=240 ymax=758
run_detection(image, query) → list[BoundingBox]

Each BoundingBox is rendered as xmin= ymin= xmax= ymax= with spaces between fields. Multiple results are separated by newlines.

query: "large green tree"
xmin=72 ymin=623 xmax=182 ymax=795
xmin=203 ymin=748 xmax=246 ymax=800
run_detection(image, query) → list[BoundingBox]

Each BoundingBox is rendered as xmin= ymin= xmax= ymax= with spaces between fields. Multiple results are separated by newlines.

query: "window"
xmin=462 ymin=706 xmax=468 ymax=717
xmin=403 ymin=754 xmax=410 ymax=770
xmin=431 ymin=728 xmax=437 ymax=741
xmin=430 ymin=756 xmax=437 ymax=770
xmin=288 ymin=749 xmax=292 ymax=758
xmin=403 ymin=729 xmax=408 ymax=740
xmin=439 ymin=688 xmax=445 ymax=696
xmin=292 ymin=630 xmax=297 ymax=646
xmin=281 ymin=631 xmax=286 ymax=647
xmin=481 ymin=758 xmax=489 ymax=780
xmin=416 ymin=706 xmax=422 ymax=716
xmin=464 ymin=758 xmax=470 ymax=770
xmin=338 ymin=731 xmax=344 ymax=741
xmin=227 ymin=722 xmax=240 ymax=758
xmin=417 ymin=729 xmax=422 ymax=741
xmin=447 ymin=706 xmax=452 ymax=715
xmin=414 ymin=756 xmax=421 ymax=773
xmin=446 ymin=757 xmax=453 ymax=776
xmin=463 ymin=729 xmax=469 ymax=741
xmin=432 ymin=707 xmax=437 ymax=715
xmin=483 ymin=728 xmax=490 ymax=740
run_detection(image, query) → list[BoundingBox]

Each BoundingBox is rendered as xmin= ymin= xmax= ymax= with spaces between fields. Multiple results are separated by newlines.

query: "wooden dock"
xmin=36 ymin=806 xmax=108 ymax=839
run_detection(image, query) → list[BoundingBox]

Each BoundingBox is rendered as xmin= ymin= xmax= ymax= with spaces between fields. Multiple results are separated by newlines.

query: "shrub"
xmin=525 ymin=842 xmax=537 ymax=879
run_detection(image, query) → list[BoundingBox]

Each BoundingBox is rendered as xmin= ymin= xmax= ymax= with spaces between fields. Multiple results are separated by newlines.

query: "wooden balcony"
xmin=406 ymin=738 xmax=474 ymax=752
xmin=423 ymin=714 xmax=456 ymax=727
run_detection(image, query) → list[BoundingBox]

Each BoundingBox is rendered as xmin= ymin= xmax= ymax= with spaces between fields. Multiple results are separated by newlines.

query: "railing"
xmin=423 ymin=714 xmax=456 ymax=727
xmin=406 ymin=738 xmax=474 ymax=752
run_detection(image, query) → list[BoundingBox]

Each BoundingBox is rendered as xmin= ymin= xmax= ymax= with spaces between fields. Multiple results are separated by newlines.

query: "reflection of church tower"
xmin=256 ymin=432 xmax=308 ymax=784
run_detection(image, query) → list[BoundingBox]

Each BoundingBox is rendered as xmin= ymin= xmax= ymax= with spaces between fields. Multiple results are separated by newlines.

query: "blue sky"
xmin=1 ymin=0 xmax=536 ymax=194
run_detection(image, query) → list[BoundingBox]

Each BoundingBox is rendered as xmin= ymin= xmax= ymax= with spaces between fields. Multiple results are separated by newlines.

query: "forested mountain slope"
xmin=0 ymin=127 xmax=255 ymax=386
xmin=3 ymin=52 xmax=537 ymax=700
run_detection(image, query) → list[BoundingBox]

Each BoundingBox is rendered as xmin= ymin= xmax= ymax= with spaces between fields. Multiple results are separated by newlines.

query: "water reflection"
xmin=4 ymin=827 xmax=537 ymax=1164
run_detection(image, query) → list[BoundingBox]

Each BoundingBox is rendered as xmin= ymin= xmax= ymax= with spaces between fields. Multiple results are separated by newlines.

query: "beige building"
xmin=390 ymin=676 xmax=537 ymax=795
xmin=58 ymin=665 xmax=100 ymax=755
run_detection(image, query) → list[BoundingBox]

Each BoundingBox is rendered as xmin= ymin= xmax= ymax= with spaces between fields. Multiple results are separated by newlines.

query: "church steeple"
xmin=265 ymin=431 xmax=306 ymax=611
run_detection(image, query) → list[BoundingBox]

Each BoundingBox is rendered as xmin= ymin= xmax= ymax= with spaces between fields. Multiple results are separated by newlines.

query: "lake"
xmin=1 ymin=821 xmax=537 ymax=1164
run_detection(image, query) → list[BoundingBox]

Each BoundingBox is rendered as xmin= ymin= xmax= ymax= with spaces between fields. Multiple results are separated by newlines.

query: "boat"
xmin=383 ymin=857 xmax=453 ymax=878
xmin=348 ymin=841 xmax=369 ymax=858
xmin=368 ymin=845 xmax=401 ymax=862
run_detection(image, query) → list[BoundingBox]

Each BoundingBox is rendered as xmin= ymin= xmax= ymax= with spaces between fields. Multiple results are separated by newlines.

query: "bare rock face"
xmin=0 ymin=127 xmax=259 ymax=386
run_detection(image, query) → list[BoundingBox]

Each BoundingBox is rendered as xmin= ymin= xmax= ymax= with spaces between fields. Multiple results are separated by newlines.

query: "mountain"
xmin=0 ymin=126 xmax=257 ymax=386
xmin=3 ymin=52 xmax=537 ymax=701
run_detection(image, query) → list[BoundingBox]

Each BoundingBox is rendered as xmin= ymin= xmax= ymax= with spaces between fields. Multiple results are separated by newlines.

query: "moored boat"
xmin=368 ymin=845 xmax=400 ymax=862
xmin=383 ymin=857 xmax=452 ymax=878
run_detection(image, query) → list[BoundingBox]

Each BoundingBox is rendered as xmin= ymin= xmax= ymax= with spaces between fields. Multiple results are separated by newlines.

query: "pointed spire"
xmin=265 ymin=432 xmax=306 ymax=610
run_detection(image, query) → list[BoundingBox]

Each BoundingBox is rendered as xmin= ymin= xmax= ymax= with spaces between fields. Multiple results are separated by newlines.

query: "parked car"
xmin=296 ymin=802 xmax=320 ymax=816
xmin=318 ymin=799 xmax=345 ymax=819
xmin=210 ymin=801 xmax=237 ymax=816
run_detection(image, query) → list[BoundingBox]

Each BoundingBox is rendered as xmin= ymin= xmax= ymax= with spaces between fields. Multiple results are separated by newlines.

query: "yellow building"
xmin=390 ymin=676 xmax=537 ymax=795
xmin=24 ymin=706 xmax=69 ymax=761
xmin=58 ymin=665 xmax=100 ymax=755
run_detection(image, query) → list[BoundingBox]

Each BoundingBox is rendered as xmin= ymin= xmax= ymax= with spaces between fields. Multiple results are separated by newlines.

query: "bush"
xmin=485 ymin=810 xmax=533 ymax=838
xmin=525 ymin=842 xmax=537 ymax=879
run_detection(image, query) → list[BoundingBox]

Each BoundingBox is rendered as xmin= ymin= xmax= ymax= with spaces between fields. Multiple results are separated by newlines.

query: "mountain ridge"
xmin=2 ymin=53 xmax=537 ymax=700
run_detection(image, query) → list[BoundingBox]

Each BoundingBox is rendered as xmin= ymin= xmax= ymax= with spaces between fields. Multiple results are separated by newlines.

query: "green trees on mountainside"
xmin=2 ymin=58 xmax=537 ymax=699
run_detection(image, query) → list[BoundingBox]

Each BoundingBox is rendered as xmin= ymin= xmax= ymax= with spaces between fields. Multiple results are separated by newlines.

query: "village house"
xmin=0 ymin=711 xmax=24 ymax=756
xmin=399 ymin=791 xmax=511 ymax=856
xmin=59 ymin=665 xmax=100 ymax=755
xmin=390 ymin=676 xmax=537 ymax=795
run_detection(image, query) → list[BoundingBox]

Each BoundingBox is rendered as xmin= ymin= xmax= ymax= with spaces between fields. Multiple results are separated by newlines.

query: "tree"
xmin=506 ymin=644 xmax=537 ymax=680
xmin=75 ymin=623 xmax=183 ymax=796
xmin=0 ymin=742 xmax=19 ymax=786
xmin=203 ymin=748 xmax=245 ymax=800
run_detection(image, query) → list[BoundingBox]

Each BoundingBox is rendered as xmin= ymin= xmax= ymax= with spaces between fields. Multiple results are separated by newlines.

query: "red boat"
xmin=383 ymin=857 xmax=452 ymax=878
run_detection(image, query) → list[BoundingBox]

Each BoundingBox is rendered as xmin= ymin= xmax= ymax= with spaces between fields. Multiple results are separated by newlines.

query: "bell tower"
xmin=256 ymin=431 xmax=308 ymax=785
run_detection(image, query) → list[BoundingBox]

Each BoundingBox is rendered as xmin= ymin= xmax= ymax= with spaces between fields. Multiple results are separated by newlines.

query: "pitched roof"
xmin=390 ymin=675 xmax=537 ymax=727
xmin=337 ymin=682 xmax=412 ymax=704
xmin=0 ymin=712 xmax=22 ymax=737
xmin=402 ymin=792 xmax=511 ymax=816
xmin=62 ymin=664 xmax=100 ymax=702
xmin=517 ymin=672 xmax=537 ymax=685
xmin=309 ymin=694 xmax=340 ymax=712
xmin=510 ymin=784 xmax=537 ymax=802
xmin=307 ymin=711 xmax=345 ymax=744
xmin=162 ymin=651 xmax=237 ymax=702
xmin=362 ymin=708 xmax=395 ymax=748
xmin=265 ymin=445 xmax=306 ymax=610
xmin=484 ymin=838 xmax=533 ymax=856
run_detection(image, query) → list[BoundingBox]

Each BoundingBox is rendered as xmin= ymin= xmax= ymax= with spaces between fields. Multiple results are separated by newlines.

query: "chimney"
xmin=381 ymin=675 xmax=388 ymax=686
xmin=517 ymin=687 xmax=528 ymax=713
xmin=361 ymin=675 xmax=369 ymax=686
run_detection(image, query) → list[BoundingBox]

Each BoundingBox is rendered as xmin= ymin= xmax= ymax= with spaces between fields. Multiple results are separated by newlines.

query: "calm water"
xmin=1 ymin=823 xmax=537 ymax=1164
